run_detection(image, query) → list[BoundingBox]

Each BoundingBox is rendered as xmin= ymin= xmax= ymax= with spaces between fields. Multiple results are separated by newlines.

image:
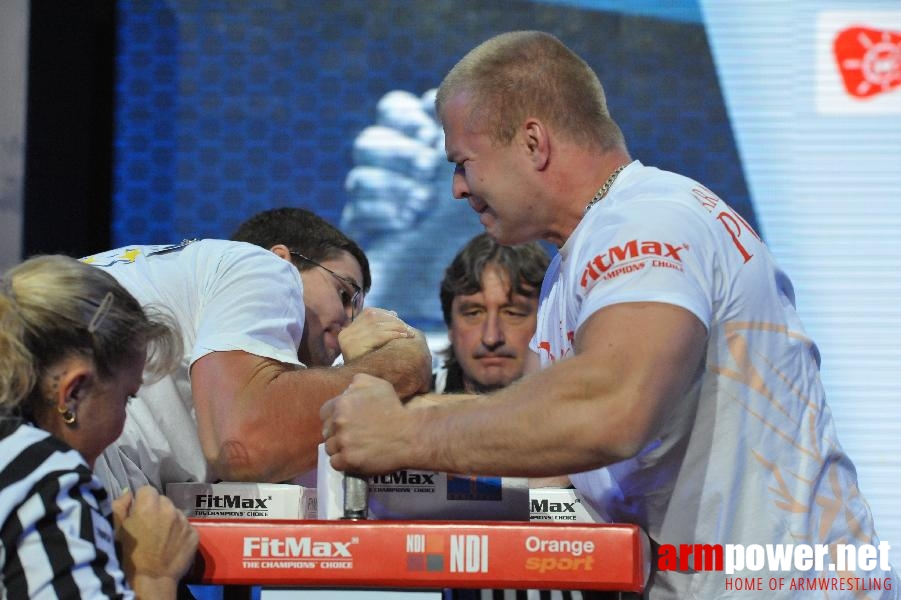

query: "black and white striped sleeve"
xmin=1 ymin=422 xmax=133 ymax=599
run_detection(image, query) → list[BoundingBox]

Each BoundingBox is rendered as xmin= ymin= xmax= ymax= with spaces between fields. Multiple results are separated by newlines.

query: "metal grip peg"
xmin=342 ymin=473 xmax=369 ymax=520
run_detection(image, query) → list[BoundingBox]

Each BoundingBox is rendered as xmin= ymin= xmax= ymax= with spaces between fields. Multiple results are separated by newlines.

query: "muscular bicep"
xmin=573 ymin=301 xmax=707 ymax=455
xmin=190 ymin=350 xmax=379 ymax=482
xmin=191 ymin=350 xmax=295 ymax=473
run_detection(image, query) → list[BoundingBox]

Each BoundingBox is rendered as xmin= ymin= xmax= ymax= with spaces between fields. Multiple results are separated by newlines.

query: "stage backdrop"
xmin=0 ymin=0 xmax=28 ymax=272
xmin=112 ymin=0 xmax=900 ymax=569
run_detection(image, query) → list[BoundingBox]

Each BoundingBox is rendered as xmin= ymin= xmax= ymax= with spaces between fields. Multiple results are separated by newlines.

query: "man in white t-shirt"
xmin=321 ymin=32 xmax=897 ymax=598
xmin=84 ymin=207 xmax=430 ymax=496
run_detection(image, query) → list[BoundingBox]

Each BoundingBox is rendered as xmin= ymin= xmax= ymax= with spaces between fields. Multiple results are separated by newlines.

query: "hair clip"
xmin=88 ymin=292 xmax=115 ymax=333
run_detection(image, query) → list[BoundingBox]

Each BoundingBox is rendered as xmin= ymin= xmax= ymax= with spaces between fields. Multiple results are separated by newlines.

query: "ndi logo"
xmin=405 ymin=533 xmax=489 ymax=574
xmin=405 ymin=533 xmax=444 ymax=572
xmin=450 ymin=535 xmax=489 ymax=573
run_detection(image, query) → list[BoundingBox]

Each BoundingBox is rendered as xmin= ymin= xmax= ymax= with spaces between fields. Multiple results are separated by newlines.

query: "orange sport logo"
xmin=524 ymin=535 xmax=596 ymax=574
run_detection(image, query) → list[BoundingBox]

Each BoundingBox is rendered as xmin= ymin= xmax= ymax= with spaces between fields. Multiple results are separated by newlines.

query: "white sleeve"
xmin=574 ymin=200 xmax=714 ymax=332
xmin=192 ymin=244 xmax=306 ymax=366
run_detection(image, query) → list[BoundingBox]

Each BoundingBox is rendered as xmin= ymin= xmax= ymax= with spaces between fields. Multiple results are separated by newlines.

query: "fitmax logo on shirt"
xmin=580 ymin=240 xmax=687 ymax=288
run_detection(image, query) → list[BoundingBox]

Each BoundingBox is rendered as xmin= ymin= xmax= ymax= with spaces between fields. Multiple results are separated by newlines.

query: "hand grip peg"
xmin=343 ymin=473 xmax=369 ymax=520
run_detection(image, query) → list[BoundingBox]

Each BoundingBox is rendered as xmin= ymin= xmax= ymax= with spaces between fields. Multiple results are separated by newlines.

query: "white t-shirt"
xmin=534 ymin=161 xmax=895 ymax=598
xmin=83 ymin=239 xmax=305 ymax=495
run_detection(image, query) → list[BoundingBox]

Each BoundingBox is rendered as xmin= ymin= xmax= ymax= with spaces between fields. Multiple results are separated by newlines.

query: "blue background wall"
xmin=112 ymin=0 xmax=751 ymax=330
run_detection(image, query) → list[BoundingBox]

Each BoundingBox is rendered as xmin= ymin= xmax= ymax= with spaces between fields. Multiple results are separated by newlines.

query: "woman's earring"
xmin=57 ymin=405 xmax=76 ymax=425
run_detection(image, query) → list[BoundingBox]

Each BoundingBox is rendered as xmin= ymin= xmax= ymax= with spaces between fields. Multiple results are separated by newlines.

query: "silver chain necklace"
xmin=583 ymin=164 xmax=627 ymax=215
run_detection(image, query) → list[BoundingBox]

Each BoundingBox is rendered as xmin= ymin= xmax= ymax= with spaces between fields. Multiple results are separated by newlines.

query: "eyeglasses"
xmin=289 ymin=251 xmax=364 ymax=320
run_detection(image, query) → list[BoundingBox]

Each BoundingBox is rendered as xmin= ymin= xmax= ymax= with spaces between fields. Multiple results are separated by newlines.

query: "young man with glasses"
xmin=84 ymin=207 xmax=431 ymax=497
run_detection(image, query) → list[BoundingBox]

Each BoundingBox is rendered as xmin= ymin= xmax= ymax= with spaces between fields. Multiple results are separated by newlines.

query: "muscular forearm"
xmin=402 ymin=307 xmax=705 ymax=477
xmin=405 ymin=392 xmax=477 ymax=408
xmin=209 ymin=363 xmax=356 ymax=482
xmin=343 ymin=335 xmax=431 ymax=399
xmin=324 ymin=302 xmax=707 ymax=481
xmin=323 ymin=361 xmax=635 ymax=478
xmin=404 ymin=358 xmax=635 ymax=477
xmin=200 ymin=340 xmax=430 ymax=483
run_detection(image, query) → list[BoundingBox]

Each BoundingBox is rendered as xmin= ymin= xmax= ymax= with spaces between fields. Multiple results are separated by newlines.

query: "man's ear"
xmin=524 ymin=118 xmax=550 ymax=170
xmin=270 ymin=244 xmax=292 ymax=261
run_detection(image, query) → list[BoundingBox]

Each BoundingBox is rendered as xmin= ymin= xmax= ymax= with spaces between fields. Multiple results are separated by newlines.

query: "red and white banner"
xmin=186 ymin=519 xmax=649 ymax=592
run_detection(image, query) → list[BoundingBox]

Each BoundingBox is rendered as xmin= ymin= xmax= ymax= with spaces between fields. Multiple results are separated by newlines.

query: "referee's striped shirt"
xmin=1 ymin=417 xmax=133 ymax=598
